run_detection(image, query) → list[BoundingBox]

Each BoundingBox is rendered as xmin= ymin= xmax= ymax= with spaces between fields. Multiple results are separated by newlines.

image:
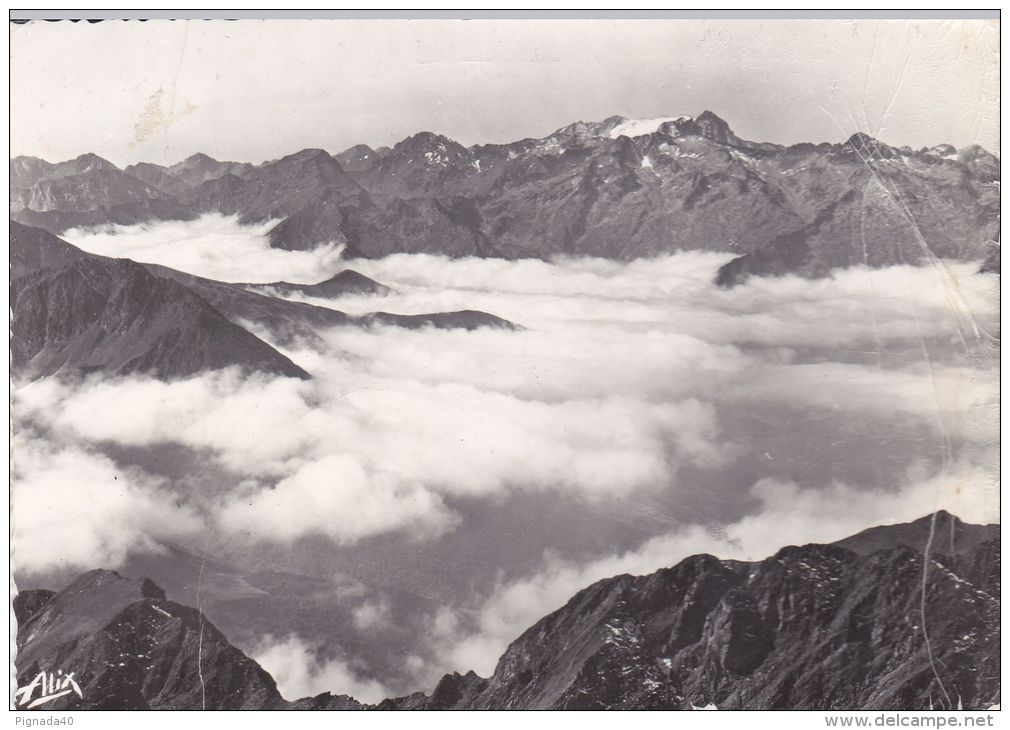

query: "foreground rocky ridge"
xmin=14 ymin=512 xmax=999 ymax=710
xmin=10 ymin=113 xmax=1000 ymax=282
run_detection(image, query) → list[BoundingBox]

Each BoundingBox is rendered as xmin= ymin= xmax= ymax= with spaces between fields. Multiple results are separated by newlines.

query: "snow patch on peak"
xmin=609 ymin=116 xmax=691 ymax=139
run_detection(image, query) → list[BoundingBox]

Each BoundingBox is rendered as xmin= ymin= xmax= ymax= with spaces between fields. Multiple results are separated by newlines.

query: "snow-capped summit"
xmin=608 ymin=116 xmax=692 ymax=139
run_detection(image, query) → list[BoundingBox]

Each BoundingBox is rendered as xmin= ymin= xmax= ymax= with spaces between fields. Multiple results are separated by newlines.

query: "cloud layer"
xmin=11 ymin=432 xmax=201 ymax=574
xmin=63 ymin=214 xmax=346 ymax=283
xmin=12 ymin=216 xmax=999 ymax=697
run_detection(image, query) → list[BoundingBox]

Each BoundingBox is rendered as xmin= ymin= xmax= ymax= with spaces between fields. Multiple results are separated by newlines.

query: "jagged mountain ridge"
xmin=14 ymin=512 xmax=1000 ymax=710
xmin=10 ymin=222 xmax=310 ymax=380
xmin=13 ymin=570 xmax=341 ymax=710
xmin=9 ymin=222 xmax=517 ymax=381
xmin=381 ymin=511 xmax=999 ymax=711
xmin=10 ymin=113 xmax=1000 ymax=281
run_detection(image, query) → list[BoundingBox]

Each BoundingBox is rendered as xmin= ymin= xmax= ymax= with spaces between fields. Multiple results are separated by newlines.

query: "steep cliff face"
xmin=14 ymin=570 xmax=288 ymax=710
xmin=11 ymin=113 xmax=999 ymax=281
xmin=16 ymin=514 xmax=997 ymax=711
xmin=386 ymin=512 xmax=1000 ymax=711
xmin=10 ymin=223 xmax=310 ymax=380
xmin=12 ymin=569 xmax=365 ymax=711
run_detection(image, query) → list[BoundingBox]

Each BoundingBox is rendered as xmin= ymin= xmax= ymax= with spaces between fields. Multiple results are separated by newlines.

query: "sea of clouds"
xmin=14 ymin=215 xmax=1000 ymax=698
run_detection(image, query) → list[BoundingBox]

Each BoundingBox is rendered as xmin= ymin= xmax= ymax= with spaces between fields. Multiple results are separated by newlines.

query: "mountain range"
xmin=13 ymin=512 xmax=1000 ymax=711
xmin=9 ymin=221 xmax=515 ymax=381
xmin=10 ymin=112 xmax=1000 ymax=284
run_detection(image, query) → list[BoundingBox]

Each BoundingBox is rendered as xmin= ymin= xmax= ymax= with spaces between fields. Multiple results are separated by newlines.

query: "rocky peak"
xmin=70 ymin=153 xmax=119 ymax=174
xmin=10 ymin=154 xmax=119 ymax=191
xmin=184 ymin=151 xmax=216 ymax=164
xmin=381 ymin=514 xmax=997 ymax=710
xmin=267 ymin=148 xmax=341 ymax=171
xmin=281 ymin=147 xmax=332 ymax=161
xmin=656 ymin=116 xmax=702 ymax=138
xmin=169 ymin=152 xmax=218 ymax=171
xmin=260 ymin=269 xmax=391 ymax=299
xmin=695 ymin=110 xmax=737 ymax=144
xmin=833 ymin=509 xmax=997 ymax=557
xmin=843 ymin=132 xmax=898 ymax=160
xmin=390 ymin=132 xmax=468 ymax=165
xmin=255 ymin=148 xmax=359 ymax=196
xmin=335 ymin=144 xmax=380 ymax=173
xmin=552 ymin=118 xmax=628 ymax=144
xmin=15 ymin=569 xmax=285 ymax=710
xmin=10 ymin=155 xmax=47 ymax=177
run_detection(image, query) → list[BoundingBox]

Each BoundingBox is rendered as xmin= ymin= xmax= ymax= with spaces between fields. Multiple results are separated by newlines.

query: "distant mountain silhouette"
xmin=11 ymin=113 xmax=999 ymax=282
xmin=256 ymin=269 xmax=392 ymax=298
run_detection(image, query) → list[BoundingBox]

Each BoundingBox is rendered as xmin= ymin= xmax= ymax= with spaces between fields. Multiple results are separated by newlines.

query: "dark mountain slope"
xmin=257 ymin=187 xmax=495 ymax=259
xmin=122 ymin=154 xmax=256 ymax=197
xmin=143 ymin=264 xmax=517 ymax=344
xmin=980 ymin=245 xmax=1000 ymax=275
xmin=10 ymin=197 xmax=192 ymax=238
xmin=258 ymin=269 xmax=392 ymax=298
xmin=10 ymin=222 xmax=309 ymax=380
xmin=359 ymin=309 xmax=516 ymax=331
xmin=15 ymin=514 xmax=999 ymax=711
xmin=11 ymin=223 xmax=518 ymax=371
xmin=163 ymin=151 xmax=488 ymax=256
xmin=834 ymin=510 xmax=999 ymax=558
xmin=181 ymin=148 xmax=361 ymax=224
xmin=386 ymin=513 xmax=999 ymax=710
xmin=12 ymin=170 xmax=166 ymax=213
xmin=12 ymin=569 xmax=364 ymax=710
xmin=122 ymin=162 xmax=189 ymax=196
xmin=138 ymin=262 xmax=353 ymax=346
xmin=10 ymin=219 xmax=88 ymax=274
xmin=15 ymin=570 xmax=289 ymax=710
xmin=334 ymin=144 xmax=385 ymax=173
xmin=714 ymin=134 xmax=1000 ymax=284
xmin=12 ymin=256 xmax=310 ymax=380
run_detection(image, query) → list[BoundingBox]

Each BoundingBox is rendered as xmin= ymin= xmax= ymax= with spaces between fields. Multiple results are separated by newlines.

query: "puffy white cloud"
xmin=219 ymin=455 xmax=458 ymax=544
xmin=63 ymin=213 xmax=346 ymax=283
xmin=11 ymin=236 xmax=997 ymax=562
xmin=14 ymin=367 xmax=732 ymax=545
xmin=352 ymin=599 xmax=391 ymax=632
xmin=251 ymin=634 xmax=392 ymax=704
xmin=11 ymin=216 xmax=998 ymax=696
xmin=11 ymin=433 xmax=202 ymax=574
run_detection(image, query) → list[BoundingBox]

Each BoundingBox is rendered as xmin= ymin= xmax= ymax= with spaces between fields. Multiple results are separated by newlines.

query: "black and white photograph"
xmin=8 ymin=11 xmax=1001 ymax=715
